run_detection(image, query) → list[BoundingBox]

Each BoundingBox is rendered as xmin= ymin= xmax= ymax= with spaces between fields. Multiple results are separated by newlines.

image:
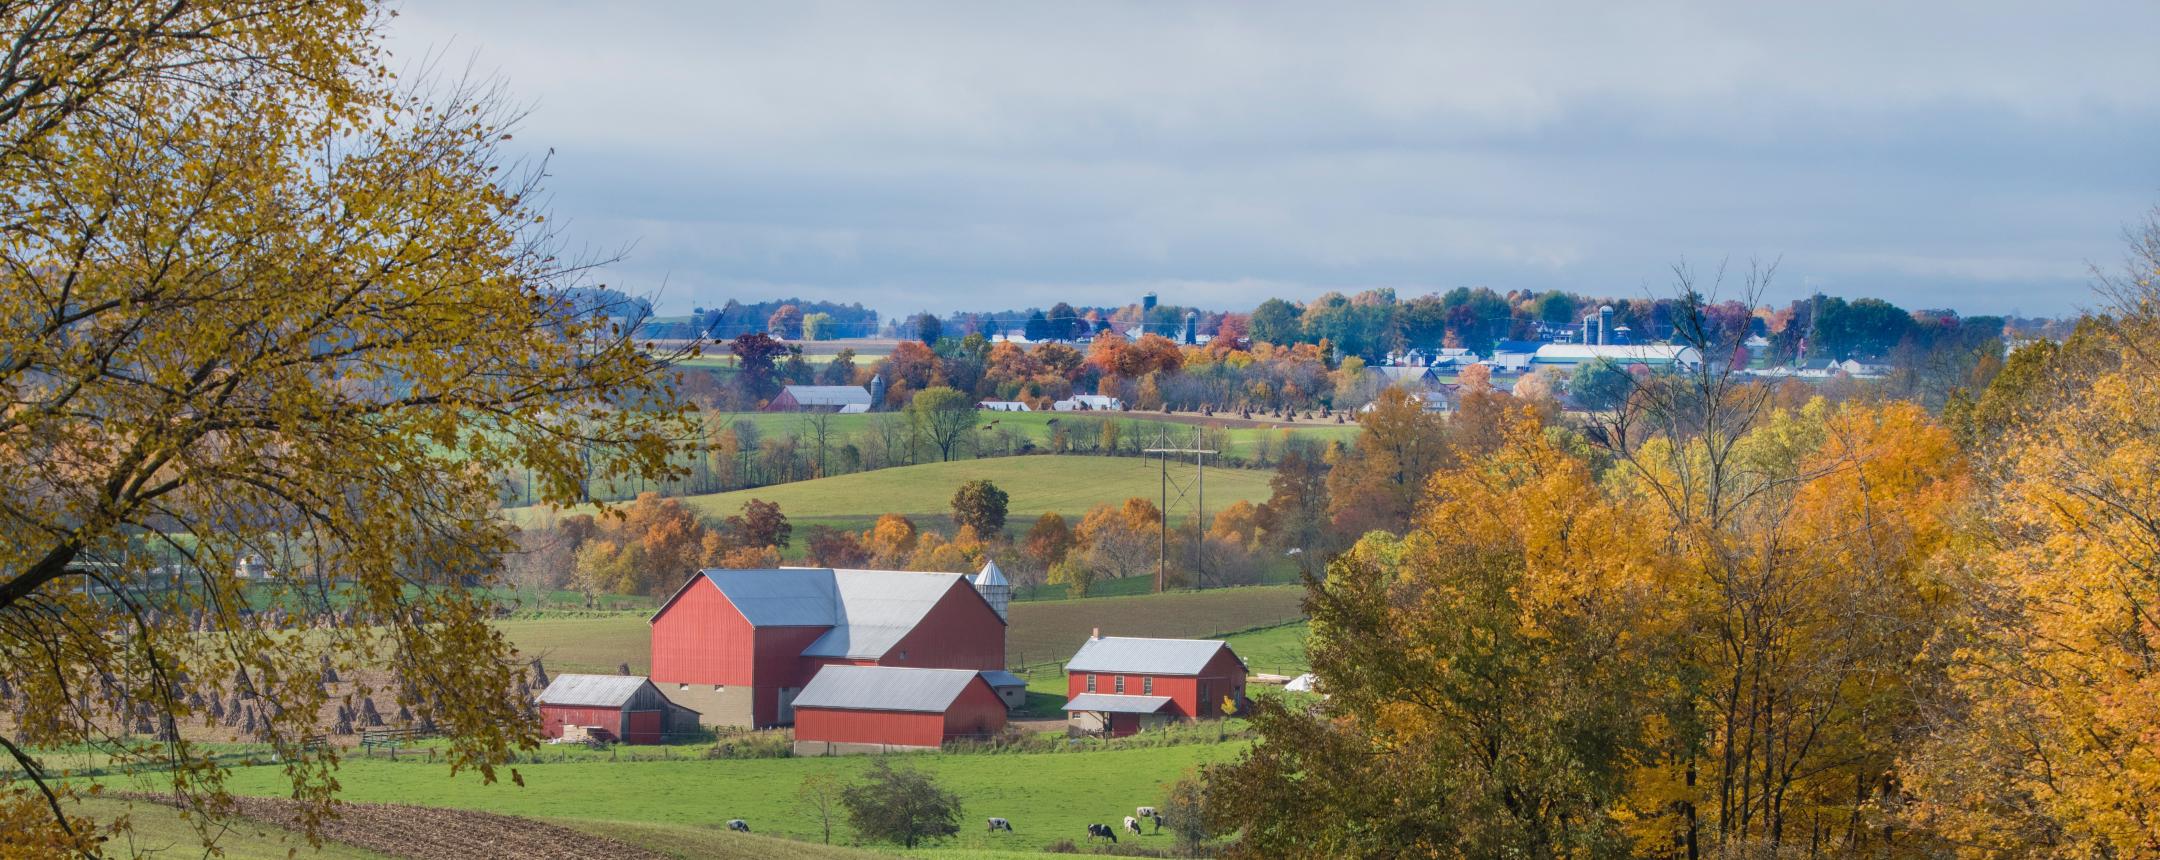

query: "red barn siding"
xmin=880 ymin=581 xmax=1007 ymax=670
xmin=940 ymin=680 xmax=1008 ymax=739
xmin=795 ymin=708 xmax=945 ymax=748
xmin=650 ymin=580 xmax=757 ymax=686
xmin=1194 ymin=647 xmax=1249 ymax=717
xmin=752 ymin=627 xmax=830 ymax=726
xmin=539 ymin=704 xmax=622 ymax=740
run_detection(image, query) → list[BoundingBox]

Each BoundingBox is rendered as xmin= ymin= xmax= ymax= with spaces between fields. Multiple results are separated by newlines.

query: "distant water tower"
xmin=1142 ymin=292 xmax=1158 ymax=312
xmin=972 ymin=560 xmax=1010 ymax=621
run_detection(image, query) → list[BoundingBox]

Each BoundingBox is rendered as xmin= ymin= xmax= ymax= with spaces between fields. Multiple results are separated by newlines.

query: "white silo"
xmin=972 ymin=560 xmax=1010 ymax=621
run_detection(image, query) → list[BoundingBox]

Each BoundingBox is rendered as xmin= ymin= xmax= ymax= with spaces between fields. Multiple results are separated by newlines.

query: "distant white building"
xmin=1053 ymin=394 xmax=1124 ymax=411
xmin=978 ymin=400 xmax=1032 ymax=412
xmin=1530 ymin=343 xmax=1703 ymax=371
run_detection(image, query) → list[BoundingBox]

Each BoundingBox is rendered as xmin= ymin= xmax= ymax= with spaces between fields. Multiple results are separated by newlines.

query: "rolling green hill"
xmin=649 ymin=454 xmax=1277 ymax=534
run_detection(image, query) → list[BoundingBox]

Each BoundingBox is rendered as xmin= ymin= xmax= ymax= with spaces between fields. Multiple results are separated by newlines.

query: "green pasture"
xmin=1221 ymin=622 xmax=1312 ymax=675
xmin=213 ymin=742 xmax=1243 ymax=854
xmin=545 ymin=454 xmax=1277 ymax=537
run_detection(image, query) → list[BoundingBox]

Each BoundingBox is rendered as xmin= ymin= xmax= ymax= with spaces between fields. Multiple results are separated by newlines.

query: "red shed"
xmin=790 ymin=666 xmax=1008 ymax=755
xmin=650 ymin=567 xmax=1008 ymax=729
xmin=535 ymin=674 xmax=696 ymax=744
xmin=1064 ymin=636 xmax=1248 ymax=735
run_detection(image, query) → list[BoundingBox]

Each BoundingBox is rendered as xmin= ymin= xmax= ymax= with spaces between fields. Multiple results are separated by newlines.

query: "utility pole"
xmin=1143 ymin=426 xmax=1216 ymax=594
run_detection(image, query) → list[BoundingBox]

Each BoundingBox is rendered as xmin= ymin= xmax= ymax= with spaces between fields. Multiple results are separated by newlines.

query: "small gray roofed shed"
xmin=536 ymin=674 xmax=649 ymax=708
xmin=977 ymin=670 xmax=1027 ymax=689
xmin=1063 ymin=693 xmax=1174 ymax=714
xmin=1066 ymin=637 xmax=1234 ymax=675
xmin=791 ymin=666 xmax=984 ymax=713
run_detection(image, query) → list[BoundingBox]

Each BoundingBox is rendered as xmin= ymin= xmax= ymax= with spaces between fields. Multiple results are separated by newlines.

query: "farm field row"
xmin=210 ymin=742 xmax=1242 ymax=855
xmin=493 ymin=583 xmax=1309 ymax=676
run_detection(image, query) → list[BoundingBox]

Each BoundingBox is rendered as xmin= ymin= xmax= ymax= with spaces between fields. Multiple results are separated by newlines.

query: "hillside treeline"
xmin=1201 ymin=228 xmax=2160 ymax=858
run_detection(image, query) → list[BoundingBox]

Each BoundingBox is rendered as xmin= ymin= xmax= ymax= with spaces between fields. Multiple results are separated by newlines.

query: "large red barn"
xmin=649 ymin=567 xmax=1008 ymax=729
xmin=1063 ymin=635 xmax=1248 ymax=737
xmin=789 ymin=665 xmax=1007 ymax=755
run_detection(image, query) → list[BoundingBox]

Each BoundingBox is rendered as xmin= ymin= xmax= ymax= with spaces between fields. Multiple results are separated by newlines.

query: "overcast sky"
xmin=390 ymin=2 xmax=2160 ymax=319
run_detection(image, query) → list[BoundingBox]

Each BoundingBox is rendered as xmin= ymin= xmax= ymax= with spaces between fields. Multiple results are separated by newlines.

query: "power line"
xmin=1143 ymin=426 xmax=1216 ymax=594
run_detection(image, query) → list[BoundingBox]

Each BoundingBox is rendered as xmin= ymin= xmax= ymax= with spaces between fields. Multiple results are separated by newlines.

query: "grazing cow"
xmin=987 ymin=817 xmax=1014 ymax=833
xmin=1152 ymin=813 xmax=1166 ymax=833
xmin=1124 ymin=816 xmax=1142 ymax=836
xmin=1087 ymin=823 xmax=1118 ymax=843
xmin=725 ymin=819 xmax=750 ymax=833
xmin=1136 ymin=806 xmax=1157 ymax=819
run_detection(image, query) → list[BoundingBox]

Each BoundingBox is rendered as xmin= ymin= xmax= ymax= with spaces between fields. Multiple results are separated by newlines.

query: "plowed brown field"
xmin=138 ymin=795 xmax=671 ymax=860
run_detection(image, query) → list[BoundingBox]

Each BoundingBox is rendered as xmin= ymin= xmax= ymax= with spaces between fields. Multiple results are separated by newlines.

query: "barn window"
xmin=1143 ymin=676 xmax=1153 ymax=694
xmin=1114 ymin=675 xmax=1126 ymax=693
xmin=1086 ymin=674 xmax=1097 ymax=693
xmin=897 ymin=650 xmax=908 ymax=661
xmin=1199 ymin=680 xmax=1211 ymax=712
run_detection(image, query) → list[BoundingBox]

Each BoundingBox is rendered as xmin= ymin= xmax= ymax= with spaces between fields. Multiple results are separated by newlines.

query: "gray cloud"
xmin=391 ymin=1 xmax=2160 ymax=317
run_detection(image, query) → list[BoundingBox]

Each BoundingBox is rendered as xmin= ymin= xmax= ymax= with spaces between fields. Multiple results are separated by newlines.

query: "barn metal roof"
xmin=689 ymin=568 xmax=985 ymax=660
xmin=780 ymin=385 xmax=872 ymax=406
xmin=535 ymin=674 xmax=648 ymax=708
xmin=977 ymin=670 xmax=1027 ymax=689
xmin=1063 ymin=693 xmax=1174 ymax=714
xmin=790 ymin=666 xmax=985 ymax=713
xmin=1065 ymin=636 xmax=1238 ymax=675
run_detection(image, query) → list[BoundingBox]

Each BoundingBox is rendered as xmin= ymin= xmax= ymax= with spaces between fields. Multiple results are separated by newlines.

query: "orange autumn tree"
xmin=1903 ymin=212 xmax=2160 ymax=857
xmin=1211 ymin=416 xmax=1667 ymax=857
xmin=0 ymin=0 xmax=693 ymax=850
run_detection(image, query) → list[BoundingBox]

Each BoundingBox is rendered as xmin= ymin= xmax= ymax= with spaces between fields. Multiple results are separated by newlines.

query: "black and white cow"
xmin=725 ymin=819 xmax=750 ymax=832
xmin=987 ymin=817 xmax=1014 ymax=833
xmin=1087 ymin=823 xmax=1119 ymax=843
xmin=1124 ymin=816 xmax=1143 ymax=836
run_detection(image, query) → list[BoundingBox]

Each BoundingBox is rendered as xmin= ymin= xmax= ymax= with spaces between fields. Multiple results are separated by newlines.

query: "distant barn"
xmin=766 ymin=385 xmax=873 ymax=412
xmin=535 ymin=674 xmax=698 ymax=744
xmin=1063 ymin=635 xmax=1248 ymax=737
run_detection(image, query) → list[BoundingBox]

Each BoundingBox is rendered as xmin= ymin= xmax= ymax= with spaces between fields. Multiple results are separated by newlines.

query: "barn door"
xmin=777 ymin=687 xmax=801 ymax=724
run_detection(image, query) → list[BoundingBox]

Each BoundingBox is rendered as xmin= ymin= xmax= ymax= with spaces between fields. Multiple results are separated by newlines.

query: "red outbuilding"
xmin=649 ymin=566 xmax=1009 ymax=729
xmin=789 ymin=665 xmax=1008 ymax=755
xmin=535 ymin=674 xmax=698 ymax=744
xmin=1063 ymin=635 xmax=1248 ymax=737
